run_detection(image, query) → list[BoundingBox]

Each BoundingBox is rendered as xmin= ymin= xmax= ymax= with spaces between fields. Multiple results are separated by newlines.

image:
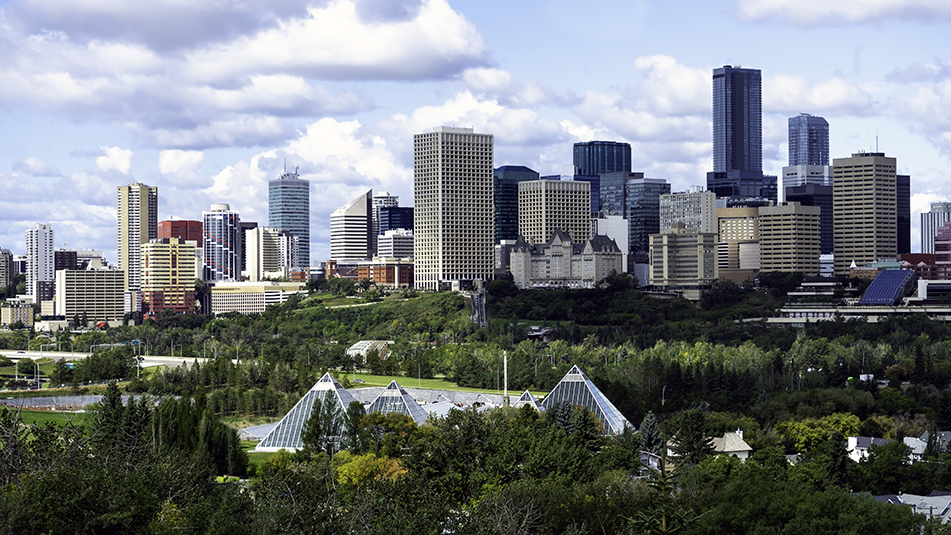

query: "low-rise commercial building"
xmin=209 ymin=281 xmax=306 ymax=315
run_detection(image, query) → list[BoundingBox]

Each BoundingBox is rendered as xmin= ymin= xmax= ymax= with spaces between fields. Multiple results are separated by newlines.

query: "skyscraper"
xmin=494 ymin=165 xmax=539 ymax=243
xmin=413 ymin=126 xmax=494 ymax=290
xmin=833 ymin=152 xmax=896 ymax=275
xmin=518 ymin=179 xmax=591 ymax=245
xmin=117 ymin=182 xmax=158 ymax=292
xmin=659 ymin=188 xmax=717 ymax=234
xmin=25 ymin=223 xmax=54 ymax=301
xmin=371 ymin=192 xmax=399 ymax=256
xmin=329 ymin=190 xmax=372 ymax=262
xmin=268 ymin=167 xmax=309 ymax=268
xmin=921 ymin=202 xmax=951 ymax=254
xmin=897 ymin=174 xmax=911 ymax=255
xmin=573 ymin=141 xmax=631 ymax=176
xmin=626 ymin=177 xmax=671 ymax=254
xmin=202 ymin=204 xmax=241 ymax=281
xmin=788 ymin=113 xmax=829 ymax=166
xmin=713 ymin=65 xmax=762 ymax=173
xmin=141 ymin=238 xmax=197 ymax=316
xmin=246 ymin=227 xmax=298 ymax=281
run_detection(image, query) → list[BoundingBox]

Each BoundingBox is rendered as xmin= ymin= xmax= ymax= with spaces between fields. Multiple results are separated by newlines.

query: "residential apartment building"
xmin=54 ymin=267 xmax=125 ymax=322
xmin=659 ymin=188 xmax=717 ymax=234
xmin=649 ymin=223 xmax=718 ymax=300
xmin=203 ymin=204 xmax=241 ymax=281
xmin=246 ymin=226 xmax=299 ymax=282
xmin=117 ymin=182 xmax=158 ymax=292
xmin=413 ymin=126 xmax=494 ymax=290
xmin=141 ymin=238 xmax=197 ymax=316
xmin=922 ymin=202 xmax=951 ymax=254
xmin=25 ymin=223 xmax=54 ymax=301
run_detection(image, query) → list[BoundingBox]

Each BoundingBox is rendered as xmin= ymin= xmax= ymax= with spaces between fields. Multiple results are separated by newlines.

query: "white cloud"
xmin=95 ymin=146 xmax=132 ymax=174
xmin=892 ymin=81 xmax=951 ymax=153
xmin=733 ymin=0 xmax=951 ymax=26
xmin=630 ymin=55 xmax=710 ymax=116
xmin=159 ymin=150 xmax=204 ymax=175
xmin=461 ymin=68 xmax=580 ymax=108
xmin=765 ymin=74 xmax=876 ymax=116
xmin=12 ymin=156 xmax=61 ymax=176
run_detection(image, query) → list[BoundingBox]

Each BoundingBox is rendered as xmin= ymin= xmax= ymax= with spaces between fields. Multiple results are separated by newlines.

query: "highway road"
xmin=0 ymin=350 xmax=209 ymax=368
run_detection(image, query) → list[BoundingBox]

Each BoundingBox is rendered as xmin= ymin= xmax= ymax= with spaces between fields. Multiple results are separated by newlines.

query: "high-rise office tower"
xmin=413 ymin=126 xmax=494 ymax=290
xmin=378 ymin=206 xmax=414 ymax=235
xmin=659 ymin=188 xmax=717 ymax=234
xmin=573 ymin=141 xmax=631 ymax=176
xmin=713 ymin=65 xmax=762 ymax=173
xmin=158 ymin=220 xmax=202 ymax=242
xmin=518 ymin=179 xmax=591 ymax=245
xmin=54 ymin=247 xmax=78 ymax=272
xmin=626 ymin=177 xmax=671 ymax=254
xmin=788 ymin=113 xmax=829 ymax=166
xmin=897 ymin=174 xmax=911 ymax=255
xmin=246 ymin=227 xmax=298 ymax=281
xmin=141 ymin=238 xmax=198 ymax=316
xmin=0 ymin=248 xmax=12 ymax=290
xmin=494 ymin=165 xmax=540 ymax=243
xmin=785 ymin=183 xmax=834 ymax=255
xmin=371 ymin=192 xmax=399 ymax=256
xmin=25 ymin=223 xmax=54 ymax=301
xmin=330 ymin=190 xmax=372 ymax=262
xmin=921 ymin=202 xmax=951 ymax=254
xmin=202 ymin=204 xmax=241 ymax=281
xmin=833 ymin=152 xmax=896 ymax=275
xmin=268 ymin=166 xmax=309 ymax=268
xmin=758 ymin=203 xmax=821 ymax=275
xmin=117 ymin=182 xmax=158 ymax=292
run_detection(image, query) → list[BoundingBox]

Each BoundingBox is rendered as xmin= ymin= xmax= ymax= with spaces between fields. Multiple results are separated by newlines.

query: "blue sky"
xmin=2 ymin=0 xmax=950 ymax=262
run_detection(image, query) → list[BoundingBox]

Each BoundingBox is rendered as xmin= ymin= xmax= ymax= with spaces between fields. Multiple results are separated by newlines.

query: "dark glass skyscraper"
xmin=712 ymin=65 xmax=762 ymax=173
xmin=788 ymin=113 xmax=829 ymax=166
xmin=573 ymin=141 xmax=631 ymax=176
xmin=626 ymin=177 xmax=670 ymax=254
xmin=897 ymin=174 xmax=911 ymax=255
xmin=378 ymin=206 xmax=414 ymax=234
xmin=268 ymin=167 xmax=310 ymax=268
xmin=494 ymin=165 xmax=539 ymax=243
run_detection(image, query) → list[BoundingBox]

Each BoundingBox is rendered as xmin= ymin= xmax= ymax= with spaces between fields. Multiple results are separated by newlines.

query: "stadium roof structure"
xmin=255 ymin=373 xmax=358 ymax=452
xmin=858 ymin=269 xmax=916 ymax=306
xmin=541 ymin=365 xmax=633 ymax=435
xmin=366 ymin=381 xmax=430 ymax=425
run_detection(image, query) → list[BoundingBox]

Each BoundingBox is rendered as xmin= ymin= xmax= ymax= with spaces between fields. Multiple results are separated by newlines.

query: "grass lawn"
xmin=241 ymin=439 xmax=276 ymax=471
xmin=345 ymin=372 xmax=546 ymax=397
xmin=3 ymin=408 xmax=91 ymax=427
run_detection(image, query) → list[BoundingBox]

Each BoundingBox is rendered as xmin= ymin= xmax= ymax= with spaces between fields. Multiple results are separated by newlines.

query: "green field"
xmin=2 ymin=408 xmax=91 ymax=427
xmin=345 ymin=371 xmax=546 ymax=397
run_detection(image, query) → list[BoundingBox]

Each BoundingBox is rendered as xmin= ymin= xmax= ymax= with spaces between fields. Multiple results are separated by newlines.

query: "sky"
xmin=2 ymin=0 xmax=951 ymax=263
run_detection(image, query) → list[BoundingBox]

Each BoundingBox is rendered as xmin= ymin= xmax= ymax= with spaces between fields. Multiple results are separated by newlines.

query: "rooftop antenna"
xmin=283 ymin=158 xmax=287 ymax=173
xmin=876 ymin=130 xmax=879 ymax=152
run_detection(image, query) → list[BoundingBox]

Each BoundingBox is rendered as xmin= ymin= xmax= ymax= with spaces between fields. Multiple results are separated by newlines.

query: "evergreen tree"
xmin=342 ymin=400 xmax=367 ymax=452
xmin=670 ymin=408 xmax=713 ymax=466
xmin=640 ymin=411 xmax=663 ymax=455
xmin=301 ymin=391 xmax=343 ymax=455
xmin=555 ymin=400 xmax=574 ymax=436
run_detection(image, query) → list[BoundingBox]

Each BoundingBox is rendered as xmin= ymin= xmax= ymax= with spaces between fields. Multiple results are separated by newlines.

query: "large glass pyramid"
xmin=255 ymin=373 xmax=359 ymax=452
xmin=513 ymin=390 xmax=540 ymax=410
xmin=366 ymin=380 xmax=430 ymax=425
xmin=541 ymin=365 xmax=633 ymax=435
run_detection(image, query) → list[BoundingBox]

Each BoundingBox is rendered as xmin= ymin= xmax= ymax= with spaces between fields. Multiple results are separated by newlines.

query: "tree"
xmin=640 ymin=411 xmax=663 ymax=455
xmin=342 ymin=401 xmax=368 ymax=452
xmin=670 ymin=408 xmax=713 ymax=466
xmin=301 ymin=391 xmax=343 ymax=455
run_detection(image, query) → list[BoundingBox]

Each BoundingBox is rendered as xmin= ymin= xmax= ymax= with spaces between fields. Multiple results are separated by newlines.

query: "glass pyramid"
xmin=513 ymin=390 xmax=540 ymax=410
xmin=541 ymin=365 xmax=632 ymax=435
xmin=255 ymin=372 xmax=359 ymax=452
xmin=366 ymin=380 xmax=430 ymax=425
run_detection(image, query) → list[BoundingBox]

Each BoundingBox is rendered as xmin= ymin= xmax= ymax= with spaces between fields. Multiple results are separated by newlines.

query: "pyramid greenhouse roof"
xmin=366 ymin=381 xmax=430 ymax=425
xmin=255 ymin=373 xmax=358 ymax=452
xmin=541 ymin=365 xmax=633 ymax=435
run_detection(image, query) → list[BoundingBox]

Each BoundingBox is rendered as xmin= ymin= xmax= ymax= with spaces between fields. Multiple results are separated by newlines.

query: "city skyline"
xmin=1 ymin=0 xmax=951 ymax=262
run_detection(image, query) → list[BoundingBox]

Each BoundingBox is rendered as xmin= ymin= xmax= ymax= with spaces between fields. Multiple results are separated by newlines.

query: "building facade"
xmin=649 ymin=223 xmax=719 ymax=299
xmin=510 ymin=231 xmax=622 ymax=290
xmin=141 ymin=238 xmax=198 ymax=316
xmin=788 ymin=113 xmax=829 ymax=166
xmin=246 ymin=226 xmax=299 ymax=281
xmin=833 ymin=152 xmax=897 ymax=275
xmin=371 ymin=191 xmax=399 ymax=256
xmin=494 ymin=165 xmax=540 ymax=243
xmin=268 ymin=167 xmax=309 ymax=268
xmin=413 ymin=127 xmax=494 ymax=290
xmin=25 ymin=223 xmax=54 ymax=301
xmin=898 ymin=174 xmax=911 ymax=255
xmin=0 ymin=248 xmax=12 ymax=290
xmin=158 ymin=220 xmax=202 ymax=242
xmin=627 ymin=177 xmax=671 ymax=254
xmin=378 ymin=206 xmax=414 ymax=235
xmin=518 ymin=179 xmax=591 ymax=245
xmin=716 ymin=206 xmax=759 ymax=271
xmin=209 ymin=281 xmax=306 ymax=315
xmin=54 ymin=267 xmax=125 ymax=321
xmin=377 ymin=229 xmax=414 ymax=258
xmin=713 ymin=65 xmax=762 ymax=173
xmin=117 ymin=182 xmax=158 ymax=292
xmin=202 ymin=204 xmax=241 ymax=281
xmin=330 ymin=190 xmax=372 ymax=262
xmin=659 ymin=189 xmax=717 ymax=234
xmin=922 ymin=202 xmax=951 ymax=254
xmin=758 ymin=202 xmax=821 ymax=275
xmin=572 ymin=141 xmax=631 ymax=177
xmin=785 ymin=183 xmax=834 ymax=255
xmin=1 ymin=303 xmax=33 ymax=328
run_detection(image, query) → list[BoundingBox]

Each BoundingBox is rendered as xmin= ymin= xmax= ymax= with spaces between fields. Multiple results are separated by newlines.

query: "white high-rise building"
xmin=246 ymin=226 xmax=300 ymax=281
xmin=372 ymin=191 xmax=399 ymax=256
xmin=659 ymin=188 xmax=717 ymax=234
xmin=413 ymin=126 xmax=494 ymax=290
xmin=117 ymin=182 xmax=158 ymax=291
xmin=25 ymin=223 xmax=54 ymax=301
xmin=330 ymin=190 xmax=372 ymax=262
xmin=922 ymin=202 xmax=951 ymax=254
xmin=518 ymin=179 xmax=591 ymax=245
xmin=202 ymin=204 xmax=241 ymax=281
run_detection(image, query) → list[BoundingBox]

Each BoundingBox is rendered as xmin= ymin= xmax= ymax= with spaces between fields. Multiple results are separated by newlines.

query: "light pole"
xmin=34 ymin=361 xmax=40 ymax=390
